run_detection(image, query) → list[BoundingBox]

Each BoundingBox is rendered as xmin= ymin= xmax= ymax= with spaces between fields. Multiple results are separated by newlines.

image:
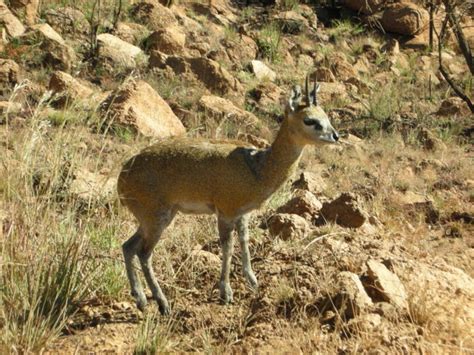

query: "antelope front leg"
xmin=218 ymin=217 xmax=235 ymax=304
xmin=236 ymin=215 xmax=258 ymax=290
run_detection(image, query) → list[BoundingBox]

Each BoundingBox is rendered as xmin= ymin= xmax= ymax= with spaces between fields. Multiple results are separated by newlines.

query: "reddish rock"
xmin=320 ymin=192 xmax=367 ymax=228
xmin=0 ymin=1 xmax=26 ymax=37
xmin=381 ymin=3 xmax=428 ymax=36
xmin=277 ymin=190 xmax=322 ymax=220
xmin=100 ymin=80 xmax=185 ymax=138
xmin=268 ymin=213 xmax=309 ymax=240
xmin=291 ymin=172 xmax=327 ymax=195
xmin=146 ymin=26 xmax=186 ymax=55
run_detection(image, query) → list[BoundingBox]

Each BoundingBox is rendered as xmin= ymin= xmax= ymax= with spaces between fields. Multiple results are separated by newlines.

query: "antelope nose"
xmin=332 ymin=131 xmax=339 ymax=142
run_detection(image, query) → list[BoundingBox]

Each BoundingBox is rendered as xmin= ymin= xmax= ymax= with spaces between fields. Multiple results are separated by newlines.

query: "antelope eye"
xmin=304 ymin=118 xmax=323 ymax=130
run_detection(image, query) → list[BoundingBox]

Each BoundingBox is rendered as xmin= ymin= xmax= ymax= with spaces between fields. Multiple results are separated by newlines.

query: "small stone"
xmin=276 ymin=190 xmax=322 ymax=220
xmin=268 ymin=213 xmax=310 ymax=240
xmin=366 ymin=259 xmax=408 ymax=311
xmin=251 ymin=60 xmax=277 ymax=82
xmin=336 ymin=272 xmax=374 ymax=319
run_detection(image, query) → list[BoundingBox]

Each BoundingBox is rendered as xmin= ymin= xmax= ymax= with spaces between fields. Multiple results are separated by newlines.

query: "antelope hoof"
xmin=219 ymin=282 xmax=233 ymax=304
xmin=134 ymin=294 xmax=148 ymax=312
xmin=158 ymin=299 xmax=170 ymax=316
xmin=245 ymin=271 xmax=258 ymax=291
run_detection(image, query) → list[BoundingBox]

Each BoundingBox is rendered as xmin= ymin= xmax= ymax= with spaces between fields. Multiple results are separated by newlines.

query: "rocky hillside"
xmin=0 ymin=0 xmax=473 ymax=353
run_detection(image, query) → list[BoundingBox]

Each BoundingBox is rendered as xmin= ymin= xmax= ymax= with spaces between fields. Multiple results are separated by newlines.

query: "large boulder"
xmin=43 ymin=7 xmax=89 ymax=37
xmin=198 ymin=95 xmax=261 ymax=129
xmin=320 ymin=192 xmax=367 ymax=228
xmin=336 ymin=272 xmax=374 ymax=319
xmin=381 ymin=3 xmax=428 ymax=36
xmin=8 ymin=0 xmax=38 ymax=25
xmin=222 ymin=35 xmax=258 ymax=68
xmin=22 ymin=24 xmax=76 ymax=70
xmin=48 ymin=71 xmax=95 ymax=106
xmin=145 ymin=26 xmax=186 ymax=55
xmin=0 ymin=0 xmax=25 ymax=37
xmin=100 ymin=80 xmax=185 ymax=138
xmin=188 ymin=57 xmax=242 ymax=95
xmin=97 ymin=33 xmax=147 ymax=70
xmin=113 ymin=22 xmax=149 ymax=45
xmin=0 ymin=59 xmax=22 ymax=95
xmin=366 ymin=260 xmax=408 ymax=311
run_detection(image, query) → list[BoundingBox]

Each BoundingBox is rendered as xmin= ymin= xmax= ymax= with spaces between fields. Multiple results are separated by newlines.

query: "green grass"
xmin=256 ymin=23 xmax=282 ymax=63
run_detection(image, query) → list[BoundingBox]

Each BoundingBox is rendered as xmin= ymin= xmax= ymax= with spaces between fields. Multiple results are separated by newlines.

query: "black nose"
xmin=333 ymin=132 xmax=339 ymax=142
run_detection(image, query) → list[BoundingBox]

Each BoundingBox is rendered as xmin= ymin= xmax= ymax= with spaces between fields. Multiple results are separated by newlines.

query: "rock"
xmin=251 ymin=60 xmax=276 ymax=82
xmin=0 ymin=1 xmax=25 ymax=37
xmin=198 ymin=95 xmax=261 ymax=129
xmin=250 ymin=81 xmax=284 ymax=109
xmin=317 ymin=82 xmax=348 ymax=105
xmin=268 ymin=213 xmax=309 ymax=240
xmin=145 ymin=26 xmax=186 ymax=55
xmin=342 ymin=0 xmax=385 ymax=15
xmin=103 ymin=80 xmax=185 ymax=137
xmin=43 ymin=7 xmax=89 ymax=37
xmin=393 ymin=190 xmax=439 ymax=224
xmin=129 ymin=0 xmax=177 ymax=30
xmin=148 ymin=50 xmax=169 ymax=69
xmin=165 ymin=55 xmax=189 ymax=74
xmin=330 ymin=53 xmax=356 ymax=81
xmin=97 ymin=33 xmax=147 ymax=70
xmin=69 ymin=168 xmax=116 ymax=203
xmin=48 ymin=71 xmax=95 ymax=106
xmin=188 ymin=57 xmax=242 ymax=94
xmin=222 ymin=35 xmax=257 ymax=68
xmin=436 ymin=97 xmax=470 ymax=117
xmin=381 ymin=3 xmax=428 ymax=36
xmin=23 ymin=24 xmax=76 ymax=70
xmin=297 ymin=54 xmax=314 ymax=69
xmin=276 ymin=190 xmax=322 ymax=220
xmin=9 ymin=0 xmax=38 ymax=25
xmin=312 ymin=67 xmax=335 ymax=82
xmin=320 ymin=192 xmax=367 ymax=228
xmin=113 ymin=22 xmax=148 ymax=45
xmin=417 ymin=127 xmax=446 ymax=152
xmin=335 ymin=272 xmax=373 ymax=319
xmin=0 ymin=58 xmax=22 ymax=94
xmin=274 ymin=10 xmax=308 ymax=34
xmin=291 ymin=172 xmax=327 ymax=195
xmin=366 ymin=259 xmax=408 ymax=311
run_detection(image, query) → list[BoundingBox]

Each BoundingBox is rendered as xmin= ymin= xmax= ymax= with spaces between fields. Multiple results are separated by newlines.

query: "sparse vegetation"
xmin=1 ymin=0 xmax=473 ymax=353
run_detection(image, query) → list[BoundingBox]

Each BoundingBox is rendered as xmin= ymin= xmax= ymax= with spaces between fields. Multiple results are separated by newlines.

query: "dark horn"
xmin=305 ymin=75 xmax=310 ymax=105
xmin=313 ymin=76 xmax=318 ymax=106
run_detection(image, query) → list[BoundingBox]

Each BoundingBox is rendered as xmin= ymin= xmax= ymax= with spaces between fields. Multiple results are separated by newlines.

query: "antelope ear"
xmin=288 ymin=85 xmax=302 ymax=112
